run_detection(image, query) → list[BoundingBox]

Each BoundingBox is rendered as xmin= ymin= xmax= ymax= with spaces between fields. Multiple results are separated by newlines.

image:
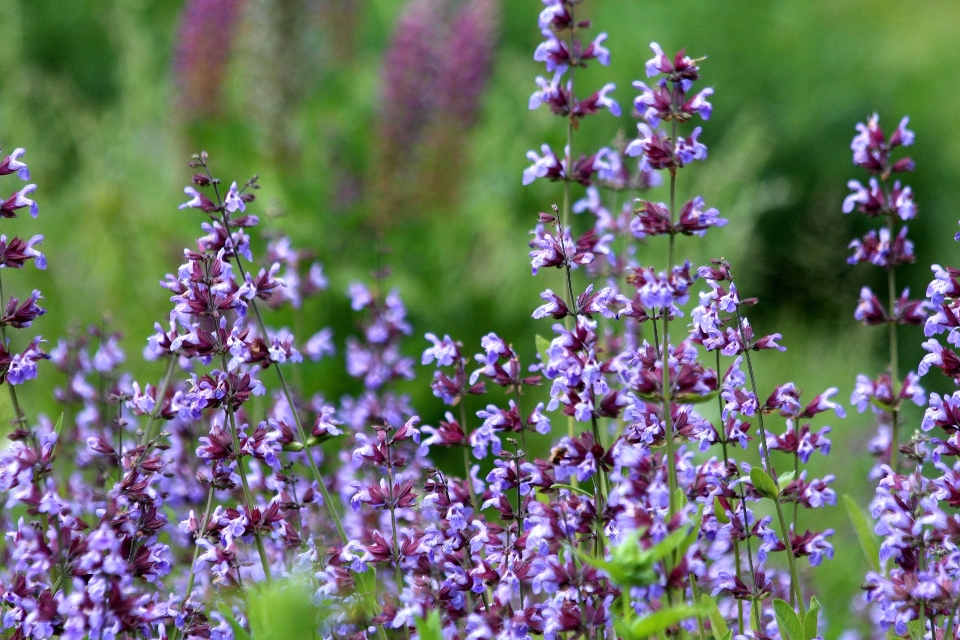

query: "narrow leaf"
xmin=907 ymin=619 xmax=925 ymax=640
xmin=617 ymin=605 xmax=702 ymax=640
xmin=551 ymin=483 xmax=595 ymax=498
xmin=803 ymin=596 xmax=820 ymax=640
xmin=677 ymin=506 xmax=704 ymax=557
xmin=415 ymin=610 xmax=443 ymax=640
xmin=750 ymin=467 xmax=779 ymax=500
xmin=535 ymin=335 xmax=552 ymax=374
xmin=700 ymin=594 xmax=728 ymax=640
xmin=777 ymin=470 xmax=796 ymax=492
xmin=773 ymin=599 xmax=803 ymax=640
xmin=843 ymin=495 xmax=881 ymax=572
xmin=713 ymin=496 xmax=729 ymax=524
xmin=674 ymin=390 xmax=720 ymax=405
xmin=217 ymin=604 xmax=252 ymax=640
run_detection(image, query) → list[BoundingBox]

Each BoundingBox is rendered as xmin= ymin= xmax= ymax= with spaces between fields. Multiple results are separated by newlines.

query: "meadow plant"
xmin=174 ymin=0 xmax=246 ymax=119
xmin=1 ymin=3 xmax=955 ymax=640
xmin=846 ymin=115 xmax=960 ymax=638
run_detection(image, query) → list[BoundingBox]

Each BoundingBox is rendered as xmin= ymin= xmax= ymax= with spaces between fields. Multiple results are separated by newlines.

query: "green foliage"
xmin=243 ymin=576 xmax=321 ymax=640
xmin=777 ymin=470 xmax=796 ymax=492
xmin=616 ymin=605 xmax=704 ymax=640
xmin=575 ymin=509 xmax=702 ymax=590
xmin=415 ymin=610 xmax=443 ymax=640
xmin=773 ymin=596 xmax=821 ymax=640
xmin=844 ymin=494 xmax=881 ymax=572
xmin=804 ymin=597 xmax=821 ymax=640
xmin=750 ymin=467 xmax=779 ymax=500
xmin=551 ymin=483 xmax=595 ymax=498
xmin=773 ymin=599 xmax=804 ymax=640
xmin=2 ymin=0 xmax=956 ymax=634
xmin=699 ymin=593 xmax=728 ymax=640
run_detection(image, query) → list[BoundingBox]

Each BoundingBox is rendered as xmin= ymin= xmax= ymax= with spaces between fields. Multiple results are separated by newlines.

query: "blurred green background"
xmin=2 ymin=0 xmax=960 ymax=635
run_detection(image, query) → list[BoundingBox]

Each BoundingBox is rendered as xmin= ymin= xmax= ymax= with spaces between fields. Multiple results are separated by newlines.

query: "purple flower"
xmin=423 ymin=333 xmax=458 ymax=366
xmin=0 ymin=148 xmax=30 ymax=180
xmin=0 ymin=184 xmax=38 ymax=218
xmin=523 ymin=144 xmax=565 ymax=186
xmin=581 ymin=32 xmax=610 ymax=66
xmin=7 ymin=337 xmax=49 ymax=385
xmin=304 ymin=328 xmax=336 ymax=361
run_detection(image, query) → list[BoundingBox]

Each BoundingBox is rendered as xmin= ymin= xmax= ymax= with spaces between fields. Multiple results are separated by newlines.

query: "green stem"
xmin=689 ymin=576 xmax=709 ymax=640
xmin=0 ymin=271 xmax=26 ymax=428
xmin=886 ymin=213 xmax=900 ymax=473
xmin=173 ymin=485 xmax=217 ymax=640
xmin=204 ymin=170 xmax=389 ymax=640
xmin=662 ymin=207 xmax=679 ymax=515
xmin=734 ymin=309 xmax=805 ymax=617
xmin=385 ymin=446 xmax=404 ymax=598
xmin=221 ymin=395 xmax=273 ymax=582
xmin=140 ymin=355 xmax=179 ymax=445
xmin=460 ymin=399 xmax=479 ymax=512
xmin=562 ymin=6 xmax=576 ymax=440
xmin=717 ymin=352 xmax=755 ymax=633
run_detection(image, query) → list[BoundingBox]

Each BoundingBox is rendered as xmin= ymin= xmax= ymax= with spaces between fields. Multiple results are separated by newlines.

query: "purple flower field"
xmin=2 ymin=1 xmax=960 ymax=639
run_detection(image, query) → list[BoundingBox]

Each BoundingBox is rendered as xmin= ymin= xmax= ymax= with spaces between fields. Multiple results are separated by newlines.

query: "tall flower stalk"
xmin=844 ymin=114 xmax=925 ymax=474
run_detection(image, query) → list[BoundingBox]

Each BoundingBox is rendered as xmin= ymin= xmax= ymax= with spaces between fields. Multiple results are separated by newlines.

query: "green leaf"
xmin=750 ymin=467 xmax=779 ymax=500
xmin=246 ymin=576 xmax=319 ymax=640
xmin=217 ymin=603 xmax=252 ymax=640
xmin=700 ymin=594 xmax=728 ymax=640
xmin=551 ymin=483 xmax=595 ymax=498
xmin=777 ymin=470 xmax=796 ymax=492
xmin=843 ymin=495 xmax=881 ymax=572
xmin=720 ymin=632 xmax=733 ymax=640
xmin=907 ymin=619 xmax=925 ymax=640
xmin=415 ymin=610 xmax=443 ymax=640
xmin=673 ymin=390 xmax=719 ymax=405
xmin=677 ymin=506 xmax=704 ymax=557
xmin=773 ymin=599 xmax=803 ymax=640
xmin=803 ymin=596 xmax=820 ymax=640
xmin=713 ymin=496 xmax=729 ymax=524
xmin=536 ymin=335 xmax=552 ymax=374
xmin=617 ymin=605 xmax=703 ymax=640
xmin=54 ymin=413 xmax=64 ymax=438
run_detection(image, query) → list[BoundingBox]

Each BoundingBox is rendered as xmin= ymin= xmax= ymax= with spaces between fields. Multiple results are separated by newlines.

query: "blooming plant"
xmin=0 ymin=2 xmax=956 ymax=640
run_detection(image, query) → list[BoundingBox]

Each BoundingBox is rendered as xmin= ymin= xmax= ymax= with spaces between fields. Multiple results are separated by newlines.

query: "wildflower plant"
xmin=847 ymin=115 xmax=960 ymax=639
xmin=3 ymin=3 xmax=956 ymax=640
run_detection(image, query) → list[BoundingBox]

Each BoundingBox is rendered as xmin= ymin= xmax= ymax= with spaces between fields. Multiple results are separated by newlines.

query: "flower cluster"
xmin=9 ymin=7 xmax=940 ymax=640
xmin=843 ymin=115 xmax=927 ymax=471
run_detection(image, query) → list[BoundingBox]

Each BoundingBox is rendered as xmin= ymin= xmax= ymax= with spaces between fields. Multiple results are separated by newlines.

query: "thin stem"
xmin=734 ymin=309 xmax=805 ymax=617
xmin=182 ymin=485 xmax=216 ymax=602
xmin=562 ymin=7 xmax=576 ymax=439
xmin=790 ymin=452 xmax=800 ymax=608
xmin=385 ymin=443 xmax=405 ymax=600
xmin=513 ymin=447 xmax=527 ymax=612
xmin=174 ymin=484 xmax=217 ymax=640
xmin=0 ymin=270 xmax=27 ymax=428
xmin=275 ymin=364 xmax=349 ymax=543
xmin=201 ymin=164 xmax=388 ymax=640
xmin=222 ymin=397 xmax=273 ymax=582
xmin=213 ymin=198 xmax=350 ymax=545
xmin=513 ymin=386 xmax=528 ymax=453
xmin=140 ymin=355 xmax=178 ymax=445
xmin=689 ymin=575 xmax=709 ymax=640
xmin=716 ymin=352 xmax=754 ymax=633
xmin=886 ymin=212 xmax=900 ymax=472
xmin=459 ymin=399 xmax=480 ymax=512
xmin=662 ymin=113 xmax=681 ymax=520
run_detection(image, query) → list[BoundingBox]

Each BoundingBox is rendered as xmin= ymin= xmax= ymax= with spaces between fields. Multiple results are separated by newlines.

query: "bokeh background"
xmin=2 ymin=0 xmax=960 ymax=634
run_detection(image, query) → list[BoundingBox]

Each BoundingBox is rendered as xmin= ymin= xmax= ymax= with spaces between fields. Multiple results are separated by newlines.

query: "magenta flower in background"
xmin=173 ymin=0 xmax=246 ymax=118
